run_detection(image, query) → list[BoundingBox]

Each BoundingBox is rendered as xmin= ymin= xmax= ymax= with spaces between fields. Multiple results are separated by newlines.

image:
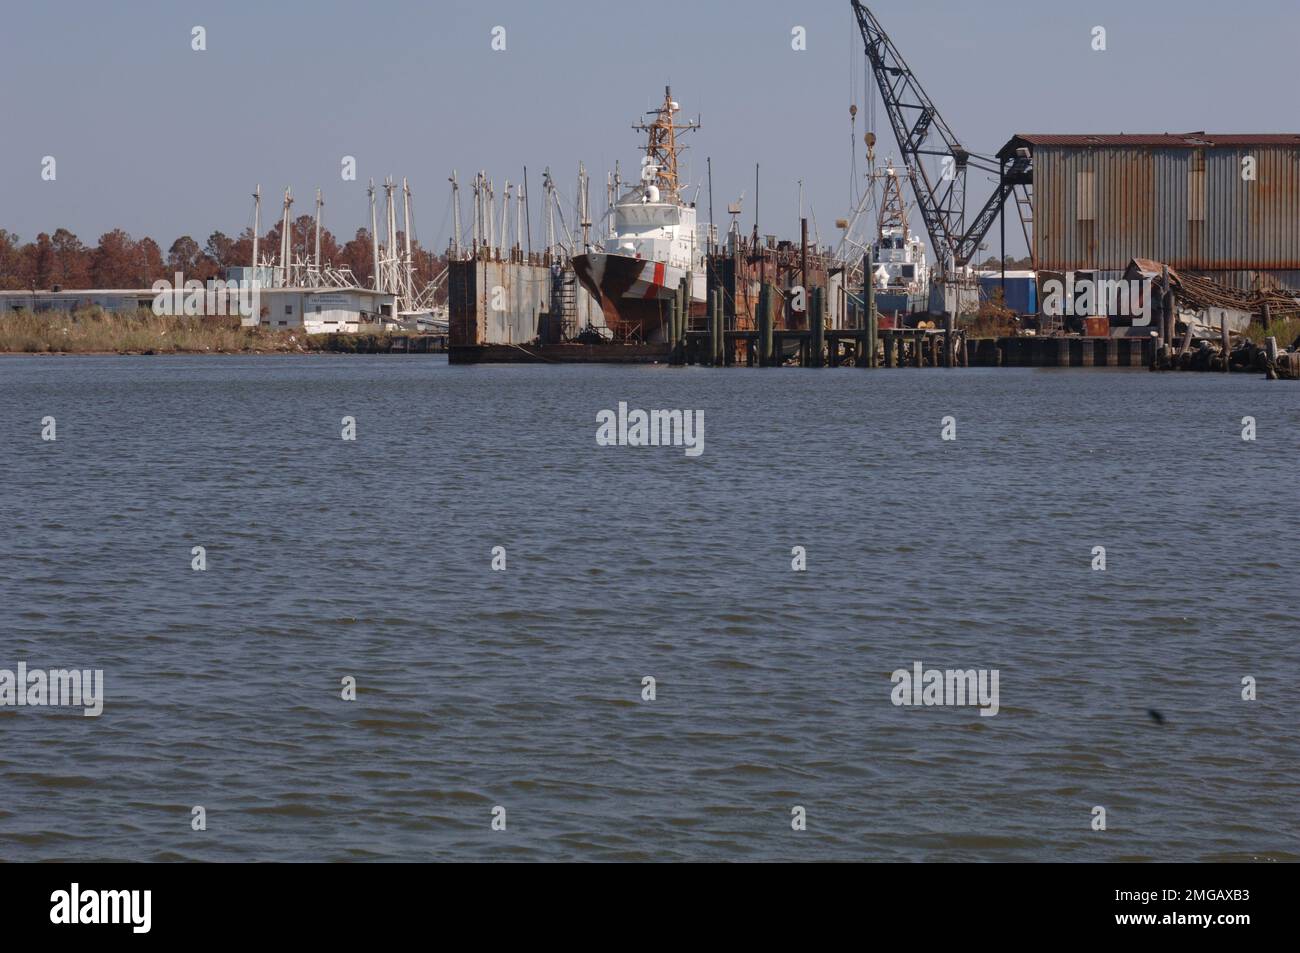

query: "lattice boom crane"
xmin=850 ymin=1 xmax=1029 ymax=270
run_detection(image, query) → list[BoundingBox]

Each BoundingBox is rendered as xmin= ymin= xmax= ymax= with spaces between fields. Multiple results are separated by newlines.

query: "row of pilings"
xmin=661 ymin=272 xmax=971 ymax=369
xmin=666 ymin=277 xmax=889 ymax=368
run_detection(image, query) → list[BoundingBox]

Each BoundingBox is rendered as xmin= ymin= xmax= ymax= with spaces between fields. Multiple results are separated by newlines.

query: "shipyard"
xmin=433 ymin=4 xmax=1300 ymax=380
xmin=4 ymin=2 xmax=1299 ymax=377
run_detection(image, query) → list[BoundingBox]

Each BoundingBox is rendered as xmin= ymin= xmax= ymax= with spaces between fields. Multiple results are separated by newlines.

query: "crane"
xmin=849 ymin=1 xmax=1030 ymax=272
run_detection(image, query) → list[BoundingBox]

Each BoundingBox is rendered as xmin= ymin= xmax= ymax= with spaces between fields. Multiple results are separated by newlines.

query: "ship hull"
xmin=572 ymin=252 xmax=704 ymax=341
xmin=875 ymin=290 xmax=928 ymax=326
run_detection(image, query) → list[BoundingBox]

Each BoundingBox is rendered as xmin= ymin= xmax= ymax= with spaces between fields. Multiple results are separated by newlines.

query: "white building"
xmin=247 ymin=287 xmax=394 ymax=333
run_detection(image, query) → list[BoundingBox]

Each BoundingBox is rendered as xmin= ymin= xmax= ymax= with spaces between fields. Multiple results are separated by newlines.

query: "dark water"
xmin=1 ymin=355 xmax=1296 ymax=862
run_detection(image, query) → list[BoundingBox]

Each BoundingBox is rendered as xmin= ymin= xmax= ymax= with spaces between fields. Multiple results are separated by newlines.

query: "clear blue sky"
xmin=2 ymin=0 xmax=1296 ymax=261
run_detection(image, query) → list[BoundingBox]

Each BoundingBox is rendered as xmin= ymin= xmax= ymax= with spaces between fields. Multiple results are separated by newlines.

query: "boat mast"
xmin=369 ymin=179 xmax=380 ymax=291
xmin=449 ymin=170 xmax=461 ymax=258
xmin=578 ymin=162 xmax=590 ymax=251
xmin=500 ymin=180 xmax=511 ymax=259
xmin=402 ymin=178 xmax=414 ymax=307
xmin=516 ymin=180 xmax=525 ymax=258
xmin=632 ymin=86 xmax=699 ymax=203
xmin=279 ymin=187 xmax=293 ymax=285
xmin=471 ymin=173 xmax=481 ymax=255
xmin=877 ymin=162 xmax=908 ymax=243
xmin=251 ymin=184 xmax=261 ymax=280
xmin=313 ymin=188 xmax=323 ymax=283
xmin=522 ymin=166 xmax=532 ymax=258
xmin=543 ymin=168 xmax=556 ymax=259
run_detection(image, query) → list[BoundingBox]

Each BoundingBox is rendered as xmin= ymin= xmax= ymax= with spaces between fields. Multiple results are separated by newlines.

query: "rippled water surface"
xmin=1 ymin=355 xmax=1297 ymax=862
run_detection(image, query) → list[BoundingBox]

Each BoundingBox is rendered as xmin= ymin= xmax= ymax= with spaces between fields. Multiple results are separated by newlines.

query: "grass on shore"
xmin=1241 ymin=316 xmax=1300 ymax=347
xmin=0 ymin=308 xmax=331 ymax=354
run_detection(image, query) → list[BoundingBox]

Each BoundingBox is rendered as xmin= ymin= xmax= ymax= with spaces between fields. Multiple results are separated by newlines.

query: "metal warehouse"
xmin=999 ymin=133 xmax=1300 ymax=291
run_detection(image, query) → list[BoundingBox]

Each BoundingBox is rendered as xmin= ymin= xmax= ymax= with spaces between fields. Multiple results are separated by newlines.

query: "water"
xmin=1 ymin=355 xmax=1296 ymax=862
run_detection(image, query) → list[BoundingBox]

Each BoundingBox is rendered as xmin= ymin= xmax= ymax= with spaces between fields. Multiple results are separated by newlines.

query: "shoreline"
xmin=0 ymin=311 xmax=447 ymax=357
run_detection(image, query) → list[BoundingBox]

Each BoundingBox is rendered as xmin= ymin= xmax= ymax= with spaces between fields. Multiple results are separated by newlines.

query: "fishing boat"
xmin=869 ymin=163 xmax=930 ymax=323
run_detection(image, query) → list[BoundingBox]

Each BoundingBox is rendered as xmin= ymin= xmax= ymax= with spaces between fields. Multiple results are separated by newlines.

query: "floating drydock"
xmin=449 ymin=237 xmax=849 ymax=365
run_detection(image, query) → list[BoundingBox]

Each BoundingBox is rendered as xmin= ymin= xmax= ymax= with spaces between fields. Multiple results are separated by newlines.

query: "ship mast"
xmin=632 ymin=86 xmax=699 ymax=202
xmin=877 ymin=161 xmax=908 ymax=242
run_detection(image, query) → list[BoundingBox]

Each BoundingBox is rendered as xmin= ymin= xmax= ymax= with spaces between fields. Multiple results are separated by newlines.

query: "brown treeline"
xmin=0 ymin=219 xmax=445 ymax=293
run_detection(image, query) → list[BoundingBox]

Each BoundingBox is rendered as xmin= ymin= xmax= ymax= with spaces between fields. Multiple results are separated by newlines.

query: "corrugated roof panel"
xmin=1012 ymin=133 xmax=1300 ymax=148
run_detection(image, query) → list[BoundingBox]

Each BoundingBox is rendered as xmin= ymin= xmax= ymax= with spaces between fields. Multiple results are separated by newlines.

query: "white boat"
xmin=870 ymin=164 xmax=930 ymax=320
xmin=572 ymin=87 xmax=706 ymax=341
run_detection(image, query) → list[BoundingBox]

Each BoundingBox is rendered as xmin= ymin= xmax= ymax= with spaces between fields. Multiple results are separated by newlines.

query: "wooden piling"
xmin=671 ymin=285 xmax=679 ymax=351
xmin=867 ymin=278 xmax=878 ymax=368
xmin=684 ymin=278 xmax=694 ymax=362
xmin=758 ymin=285 xmax=774 ymax=366
xmin=1221 ymin=313 xmax=1230 ymax=372
xmin=1164 ymin=263 xmax=1175 ymax=345
xmin=708 ymin=289 xmax=721 ymax=366
xmin=861 ymin=255 xmax=878 ymax=367
xmin=811 ymin=287 xmax=825 ymax=368
xmin=668 ymin=294 xmax=680 ymax=364
xmin=717 ymin=289 xmax=726 ymax=366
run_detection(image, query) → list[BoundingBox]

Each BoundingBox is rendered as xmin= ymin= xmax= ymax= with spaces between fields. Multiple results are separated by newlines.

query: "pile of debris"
xmin=1172 ymin=270 xmax=1300 ymax=322
xmin=1126 ymin=259 xmax=1300 ymax=378
xmin=1152 ymin=330 xmax=1300 ymax=378
xmin=1126 ymin=258 xmax=1300 ymax=328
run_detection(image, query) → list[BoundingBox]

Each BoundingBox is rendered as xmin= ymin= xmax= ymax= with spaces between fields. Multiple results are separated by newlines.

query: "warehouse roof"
xmin=998 ymin=132 xmax=1300 ymax=157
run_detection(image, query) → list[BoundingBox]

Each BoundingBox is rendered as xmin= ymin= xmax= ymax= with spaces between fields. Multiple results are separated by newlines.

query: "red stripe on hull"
xmin=642 ymin=262 xmax=664 ymax=299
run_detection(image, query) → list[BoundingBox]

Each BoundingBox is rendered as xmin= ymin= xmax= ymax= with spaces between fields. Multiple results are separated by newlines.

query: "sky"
xmin=2 ymin=0 xmax=1297 ymax=263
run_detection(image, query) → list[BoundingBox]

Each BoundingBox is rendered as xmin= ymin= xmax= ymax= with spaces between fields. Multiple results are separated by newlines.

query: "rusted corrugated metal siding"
xmin=1033 ymin=143 xmax=1300 ymax=287
xmin=448 ymin=258 xmax=553 ymax=346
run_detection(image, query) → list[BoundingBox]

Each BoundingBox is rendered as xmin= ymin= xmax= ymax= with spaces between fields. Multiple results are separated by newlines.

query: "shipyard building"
xmin=1000 ymin=133 xmax=1300 ymax=291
